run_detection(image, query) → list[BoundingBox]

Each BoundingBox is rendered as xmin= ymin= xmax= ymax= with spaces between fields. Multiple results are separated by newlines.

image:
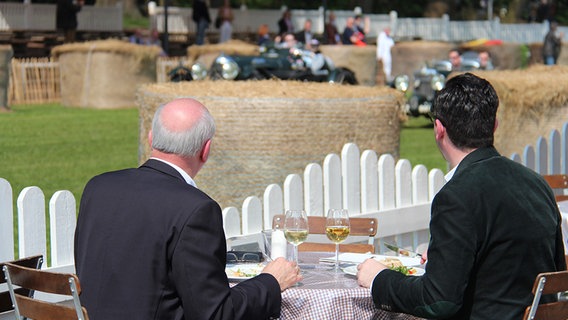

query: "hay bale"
xmin=137 ymin=80 xmax=404 ymax=209
xmin=391 ymin=41 xmax=454 ymax=81
xmin=187 ymin=39 xmax=260 ymax=62
xmin=469 ymin=66 xmax=568 ymax=157
xmin=52 ymin=40 xmax=162 ymax=108
xmin=320 ymin=45 xmax=377 ymax=86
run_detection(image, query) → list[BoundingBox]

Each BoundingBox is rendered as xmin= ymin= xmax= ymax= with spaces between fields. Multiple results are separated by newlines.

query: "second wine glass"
xmin=283 ymin=209 xmax=309 ymax=265
xmin=325 ymin=208 xmax=350 ymax=271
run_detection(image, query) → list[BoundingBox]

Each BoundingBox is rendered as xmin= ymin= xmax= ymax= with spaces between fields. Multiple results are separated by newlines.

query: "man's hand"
xmin=262 ymin=257 xmax=302 ymax=291
xmin=356 ymin=258 xmax=388 ymax=288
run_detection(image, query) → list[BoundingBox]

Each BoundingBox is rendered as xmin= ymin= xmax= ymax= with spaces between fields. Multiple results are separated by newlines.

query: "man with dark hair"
xmin=357 ymin=73 xmax=565 ymax=320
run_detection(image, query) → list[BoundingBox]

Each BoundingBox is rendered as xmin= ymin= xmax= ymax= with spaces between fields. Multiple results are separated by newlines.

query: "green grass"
xmin=399 ymin=116 xmax=447 ymax=172
xmin=0 ymin=103 xmax=139 ymax=209
xmin=1 ymin=104 xmax=445 ymax=207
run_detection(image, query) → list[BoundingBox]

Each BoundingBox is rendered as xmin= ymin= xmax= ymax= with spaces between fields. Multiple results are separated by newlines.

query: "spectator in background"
xmin=218 ymin=0 xmax=233 ymax=43
xmin=376 ymin=27 xmax=394 ymax=84
xmin=448 ymin=49 xmax=462 ymax=71
xmin=354 ymin=14 xmax=370 ymax=43
xmin=295 ymin=19 xmax=313 ymax=49
xmin=277 ymin=10 xmax=294 ymax=38
xmin=257 ymin=24 xmax=271 ymax=46
xmin=56 ymin=0 xmax=84 ymax=43
xmin=192 ymin=0 xmax=211 ymax=45
xmin=129 ymin=28 xmax=145 ymax=44
xmin=543 ymin=20 xmax=563 ymax=65
xmin=323 ymin=11 xmax=340 ymax=45
xmin=478 ymin=50 xmax=494 ymax=70
xmin=342 ymin=17 xmax=365 ymax=46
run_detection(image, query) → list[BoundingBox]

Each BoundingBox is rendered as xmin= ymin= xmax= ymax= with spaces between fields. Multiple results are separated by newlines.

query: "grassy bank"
xmin=0 ymin=104 xmax=445 ymax=207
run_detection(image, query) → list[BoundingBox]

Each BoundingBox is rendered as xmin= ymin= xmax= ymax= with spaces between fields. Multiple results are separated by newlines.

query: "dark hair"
xmin=431 ymin=73 xmax=499 ymax=149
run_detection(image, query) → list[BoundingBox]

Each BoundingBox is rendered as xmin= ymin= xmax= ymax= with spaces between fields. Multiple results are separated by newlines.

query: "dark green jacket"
xmin=372 ymin=146 xmax=566 ymax=319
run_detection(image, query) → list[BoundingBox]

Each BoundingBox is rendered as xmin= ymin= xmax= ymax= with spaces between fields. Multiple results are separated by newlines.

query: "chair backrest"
xmin=272 ymin=214 xmax=378 ymax=253
xmin=543 ymin=174 xmax=568 ymax=202
xmin=3 ymin=263 xmax=89 ymax=320
xmin=523 ymin=270 xmax=568 ymax=320
xmin=0 ymin=254 xmax=43 ymax=313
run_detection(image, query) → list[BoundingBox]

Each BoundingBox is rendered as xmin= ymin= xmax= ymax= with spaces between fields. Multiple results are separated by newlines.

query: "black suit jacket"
xmin=372 ymin=147 xmax=566 ymax=319
xmin=75 ymin=159 xmax=281 ymax=319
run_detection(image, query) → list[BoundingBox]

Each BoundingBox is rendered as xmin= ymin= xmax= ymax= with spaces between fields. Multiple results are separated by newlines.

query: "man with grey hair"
xmin=75 ymin=98 xmax=301 ymax=319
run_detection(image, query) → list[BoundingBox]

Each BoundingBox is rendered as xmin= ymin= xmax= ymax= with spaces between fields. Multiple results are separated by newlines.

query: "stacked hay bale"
xmin=470 ymin=65 xmax=568 ymax=158
xmin=137 ymin=80 xmax=404 ymax=209
xmin=52 ymin=40 xmax=162 ymax=108
xmin=320 ymin=45 xmax=377 ymax=86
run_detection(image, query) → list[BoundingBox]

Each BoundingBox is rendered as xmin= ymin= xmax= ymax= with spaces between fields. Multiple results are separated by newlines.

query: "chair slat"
xmin=523 ymin=270 xmax=568 ymax=320
xmin=7 ymin=264 xmax=81 ymax=296
xmin=15 ymin=295 xmax=84 ymax=320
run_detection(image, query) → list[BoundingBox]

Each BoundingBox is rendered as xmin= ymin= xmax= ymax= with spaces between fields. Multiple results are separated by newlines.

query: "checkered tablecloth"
xmin=276 ymin=253 xmax=424 ymax=320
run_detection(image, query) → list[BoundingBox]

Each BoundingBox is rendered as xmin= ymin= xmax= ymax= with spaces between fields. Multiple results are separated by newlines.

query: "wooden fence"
xmin=1 ymin=121 xmax=566 ymax=273
xmin=8 ymin=57 xmax=60 ymax=105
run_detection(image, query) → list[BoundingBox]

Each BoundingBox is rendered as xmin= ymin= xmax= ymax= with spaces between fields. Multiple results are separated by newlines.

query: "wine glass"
xmin=283 ymin=209 xmax=309 ymax=265
xmin=325 ymin=208 xmax=350 ymax=271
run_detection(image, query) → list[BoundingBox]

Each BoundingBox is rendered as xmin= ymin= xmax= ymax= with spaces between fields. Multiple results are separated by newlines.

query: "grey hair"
xmin=151 ymin=103 xmax=216 ymax=157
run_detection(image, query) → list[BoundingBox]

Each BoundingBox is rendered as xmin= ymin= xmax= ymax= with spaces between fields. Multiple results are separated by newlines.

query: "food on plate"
xmin=225 ymin=264 xmax=264 ymax=278
xmin=378 ymin=258 xmax=419 ymax=276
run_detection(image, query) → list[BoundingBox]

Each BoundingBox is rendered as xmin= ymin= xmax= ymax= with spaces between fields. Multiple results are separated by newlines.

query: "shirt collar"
xmin=445 ymin=165 xmax=457 ymax=182
xmin=150 ymin=157 xmax=197 ymax=187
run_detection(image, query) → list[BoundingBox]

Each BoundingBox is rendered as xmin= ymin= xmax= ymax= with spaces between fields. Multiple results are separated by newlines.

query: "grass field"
xmin=0 ymin=103 xmax=446 ymax=209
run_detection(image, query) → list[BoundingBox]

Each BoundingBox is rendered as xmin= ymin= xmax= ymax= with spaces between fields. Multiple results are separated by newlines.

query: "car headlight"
xmin=190 ymin=62 xmax=208 ymax=80
xmin=214 ymin=55 xmax=239 ymax=80
xmin=394 ymin=75 xmax=409 ymax=92
xmin=430 ymin=74 xmax=445 ymax=91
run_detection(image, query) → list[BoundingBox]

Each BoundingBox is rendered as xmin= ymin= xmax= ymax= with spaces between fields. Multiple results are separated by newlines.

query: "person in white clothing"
xmin=376 ymin=27 xmax=394 ymax=84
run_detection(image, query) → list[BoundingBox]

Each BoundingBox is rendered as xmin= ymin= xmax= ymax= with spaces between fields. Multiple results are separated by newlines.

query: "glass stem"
xmin=294 ymin=245 xmax=299 ymax=264
xmin=335 ymin=243 xmax=339 ymax=270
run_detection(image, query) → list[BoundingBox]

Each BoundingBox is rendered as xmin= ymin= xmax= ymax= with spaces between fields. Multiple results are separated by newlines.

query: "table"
xmin=278 ymin=252 xmax=423 ymax=320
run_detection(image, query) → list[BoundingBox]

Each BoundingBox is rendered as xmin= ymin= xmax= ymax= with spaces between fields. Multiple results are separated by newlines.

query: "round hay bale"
xmin=319 ymin=45 xmax=377 ymax=86
xmin=137 ymin=80 xmax=404 ymax=209
xmin=391 ymin=41 xmax=454 ymax=80
xmin=187 ymin=39 xmax=260 ymax=62
xmin=0 ymin=45 xmax=12 ymax=112
xmin=52 ymin=40 xmax=162 ymax=109
xmin=469 ymin=66 xmax=568 ymax=157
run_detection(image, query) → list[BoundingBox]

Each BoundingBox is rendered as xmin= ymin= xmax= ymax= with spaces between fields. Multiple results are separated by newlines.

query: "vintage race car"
xmin=169 ymin=45 xmax=358 ymax=85
xmin=393 ymin=54 xmax=480 ymax=117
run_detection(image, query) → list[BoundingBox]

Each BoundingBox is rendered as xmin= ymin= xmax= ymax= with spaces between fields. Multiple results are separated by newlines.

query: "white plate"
xmin=321 ymin=253 xmax=421 ymax=266
xmin=225 ymin=263 xmax=264 ymax=281
xmin=342 ymin=265 xmax=425 ymax=277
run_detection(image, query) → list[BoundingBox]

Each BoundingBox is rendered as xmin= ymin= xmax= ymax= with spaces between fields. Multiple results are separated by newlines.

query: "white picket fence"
xmin=1 ymin=122 xmax=567 ymax=276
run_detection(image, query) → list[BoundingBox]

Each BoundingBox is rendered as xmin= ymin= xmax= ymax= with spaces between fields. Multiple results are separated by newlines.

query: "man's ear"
xmin=148 ymin=130 xmax=153 ymax=146
xmin=434 ymin=119 xmax=445 ymax=140
xmin=200 ymin=139 xmax=211 ymax=163
xmin=494 ymin=118 xmax=499 ymax=132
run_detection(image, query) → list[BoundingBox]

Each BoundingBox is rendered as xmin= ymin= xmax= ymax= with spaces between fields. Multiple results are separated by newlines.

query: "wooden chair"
xmin=543 ymin=174 xmax=568 ymax=202
xmin=3 ymin=262 xmax=89 ymax=320
xmin=0 ymin=254 xmax=43 ymax=313
xmin=272 ymin=214 xmax=378 ymax=253
xmin=523 ymin=270 xmax=568 ymax=320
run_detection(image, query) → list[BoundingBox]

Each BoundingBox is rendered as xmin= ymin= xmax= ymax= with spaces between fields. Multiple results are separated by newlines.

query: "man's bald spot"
xmin=160 ymin=98 xmax=206 ymax=132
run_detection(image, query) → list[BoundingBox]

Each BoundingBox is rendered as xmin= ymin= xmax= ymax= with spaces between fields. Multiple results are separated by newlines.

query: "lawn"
xmin=0 ymin=103 xmax=446 ymax=210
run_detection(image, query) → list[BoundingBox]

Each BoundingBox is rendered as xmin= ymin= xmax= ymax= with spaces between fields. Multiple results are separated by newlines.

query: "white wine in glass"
xmin=284 ymin=209 xmax=309 ymax=265
xmin=326 ymin=209 xmax=350 ymax=271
